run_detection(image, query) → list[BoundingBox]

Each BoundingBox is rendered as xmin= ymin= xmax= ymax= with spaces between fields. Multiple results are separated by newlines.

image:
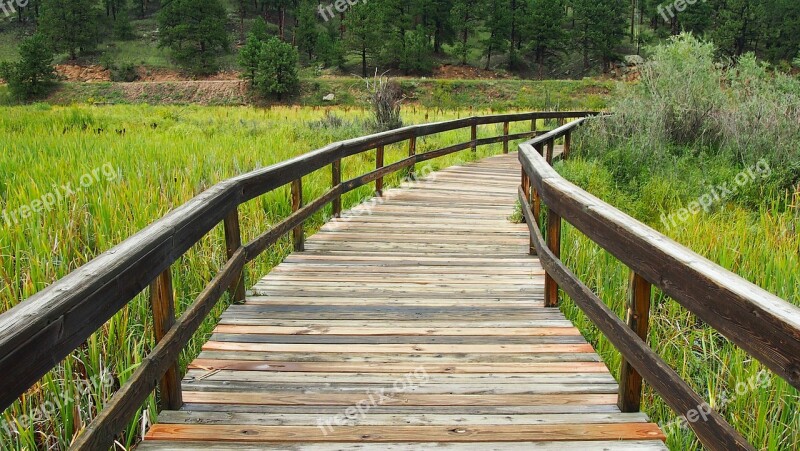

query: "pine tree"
xmin=296 ymin=0 xmax=319 ymax=61
xmin=0 ymin=33 xmax=57 ymax=100
xmin=39 ymin=0 xmax=102 ymax=60
xmin=451 ymin=0 xmax=482 ymax=65
xmin=482 ymin=0 xmax=510 ymax=69
xmin=158 ymin=0 xmax=230 ymax=76
xmin=255 ymin=36 xmax=300 ymax=98
xmin=572 ymin=0 xmax=627 ymax=72
xmin=523 ymin=0 xmax=567 ymax=76
xmin=344 ymin=3 xmax=383 ymax=77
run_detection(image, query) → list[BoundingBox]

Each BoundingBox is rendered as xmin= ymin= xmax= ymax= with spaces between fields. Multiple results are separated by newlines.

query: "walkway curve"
xmin=139 ymin=154 xmax=666 ymax=450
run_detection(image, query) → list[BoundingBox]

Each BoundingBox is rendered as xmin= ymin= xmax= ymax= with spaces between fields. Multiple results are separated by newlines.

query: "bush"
xmin=111 ymin=63 xmax=140 ymax=82
xmin=584 ymin=33 xmax=800 ymax=192
xmin=366 ymin=75 xmax=403 ymax=132
xmin=0 ymin=34 xmax=57 ymax=101
xmin=254 ymin=37 xmax=300 ymax=99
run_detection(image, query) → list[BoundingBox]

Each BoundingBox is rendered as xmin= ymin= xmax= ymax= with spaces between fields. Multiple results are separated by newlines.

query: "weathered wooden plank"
xmin=211 ymin=326 xmax=580 ymax=336
xmin=137 ymin=440 xmax=668 ymax=450
xmin=201 ymin=342 xmax=595 ymax=354
xmin=156 ymin=411 xmax=647 ymax=426
xmin=188 ymin=360 xmax=609 ymax=374
xmin=145 ymin=423 xmax=665 ymax=442
xmin=180 ymin=391 xmax=620 ymax=406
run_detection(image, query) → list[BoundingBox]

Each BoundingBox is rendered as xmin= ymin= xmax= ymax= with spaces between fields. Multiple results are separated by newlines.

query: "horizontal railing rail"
xmin=0 ymin=110 xmax=596 ymax=450
xmin=518 ymin=118 xmax=800 ymax=451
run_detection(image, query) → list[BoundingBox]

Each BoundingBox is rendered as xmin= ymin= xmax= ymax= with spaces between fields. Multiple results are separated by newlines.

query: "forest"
xmin=1 ymin=0 xmax=799 ymax=99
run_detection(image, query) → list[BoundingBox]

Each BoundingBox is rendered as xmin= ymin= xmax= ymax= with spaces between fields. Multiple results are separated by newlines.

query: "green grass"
xmin=554 ymin=140 xmax=800 ymax=450
xmin=0 ymin=103 xmax=538 ymax=450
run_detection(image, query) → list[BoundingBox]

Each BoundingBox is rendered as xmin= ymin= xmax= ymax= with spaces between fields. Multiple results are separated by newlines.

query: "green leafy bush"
xmin=0 ymin=34 xmax=57 ymax=101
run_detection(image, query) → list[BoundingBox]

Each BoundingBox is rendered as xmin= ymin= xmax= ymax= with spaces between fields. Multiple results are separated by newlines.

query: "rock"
xmin=624 ymin=55 xmax=645 ymax=66
xmin=323 ymin=93 xmax=335 ymax=101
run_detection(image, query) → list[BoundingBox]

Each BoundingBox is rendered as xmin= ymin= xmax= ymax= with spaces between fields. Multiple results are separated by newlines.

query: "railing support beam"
xmin=409 ymin=134 xmax=417 ymax=179
xmin=149 ymin=268 xmax=182 ymax=411
xmin=544 ymin=210 xmax=561 ymax=307
xmin=291 ymin=178 xmax=304 ymax=251
xmin=618 ymin=272 xmax=652 ymax=412
xmin=332 ymin=159 xmax=342 ymax=218
xmin=223 ymin=208 xmax=246 ymax=304
xmin=471 ymin=123 xmax=477 ymax=153
xmin=503 ymin=121 xmax=510 ymax=154
xmin=376 ymin=145 xmax=385 ymax=196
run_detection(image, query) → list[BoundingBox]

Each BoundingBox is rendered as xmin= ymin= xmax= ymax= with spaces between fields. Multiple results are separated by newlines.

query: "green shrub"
xmin=0 ymin=33 xmax=57 ymax=101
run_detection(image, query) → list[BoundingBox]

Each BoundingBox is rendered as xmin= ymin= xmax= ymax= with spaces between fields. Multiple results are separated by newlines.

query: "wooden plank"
xmin=211 ymin=326 xmax=580 ymax=336
xmin=145 ymin=423 xmax=665 ymax=442
xmin=188 ymin=360 xmax=609 ymax=374
xmin=157 ymin=411 xmax=648 ymax=426
xmin=180 ymin=391 xmax=620 ymax=406
xmin=137 ymin=440 xmax=668 ymax=450
xmin=201 ymin=342 xmax=595 ymax=354
xmin=182 ymin=370 xmax=616 ymax=384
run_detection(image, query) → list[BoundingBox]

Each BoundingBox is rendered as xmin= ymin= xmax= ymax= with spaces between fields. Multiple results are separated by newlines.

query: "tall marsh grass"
xmin=0 ymin=104 xmax=533 ymax=449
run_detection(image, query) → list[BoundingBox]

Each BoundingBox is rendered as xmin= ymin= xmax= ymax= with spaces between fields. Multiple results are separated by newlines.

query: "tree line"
xmin=2 ymin=0 xmax=799 ymax=100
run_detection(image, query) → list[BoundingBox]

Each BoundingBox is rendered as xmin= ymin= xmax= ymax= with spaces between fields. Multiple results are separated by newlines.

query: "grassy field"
xmin=0 ymin=104 xmax=545 ymax=450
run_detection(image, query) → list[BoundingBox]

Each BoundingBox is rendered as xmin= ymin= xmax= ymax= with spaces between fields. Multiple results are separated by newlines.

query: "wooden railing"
xmin=518 ymin=118 xmax=800 ymax=451
xmin=0 ymin=111 xmax=596 ymax=450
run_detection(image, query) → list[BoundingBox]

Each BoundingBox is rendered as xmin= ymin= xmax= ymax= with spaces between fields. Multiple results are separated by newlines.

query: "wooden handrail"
xmin=518 ymin=118 xmax=800 ymax=451
xmin=0 ymin=111 xmax=596 ymax=450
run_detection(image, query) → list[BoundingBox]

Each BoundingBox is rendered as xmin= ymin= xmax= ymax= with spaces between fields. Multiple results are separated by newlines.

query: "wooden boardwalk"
xmin=139 ymin=154 xmax=666 ymax=450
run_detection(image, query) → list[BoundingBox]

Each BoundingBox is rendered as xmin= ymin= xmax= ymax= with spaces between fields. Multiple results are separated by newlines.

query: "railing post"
xmin=471 ymin=122 xmax=477 ymax=153
xmin=564 ymin=130 xmax=572 ymax=160
xmin=409 ymin=133 xmax=417 ymax=179
xmin=503 ymin=121 xmax=510 ymax=154
xmin=223 ymin=208 xmax=246 ymax=304
xmin=530 ymin=118 xmax=536 ymax=132
xmin=149 ymin=268 xmax=182 ymax=411
xmin=376 ymin=145 xmax=385 ymax=196
xmin=618 ymin=272 xmax=652 ymax=412
xmin=332 ymin=159 xmax=342 ymax=218
xmin=546 ymin=139 xmax=555 ymax=164
xmin=521 ymin=169 xmax=535 ymax=256
xmin=544 ymin=209 xmax=561 ymax=307
xmin=291 ymin=178 xmax=304 ymax=251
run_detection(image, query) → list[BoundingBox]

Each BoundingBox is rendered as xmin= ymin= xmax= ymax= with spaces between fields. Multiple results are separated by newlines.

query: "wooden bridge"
xmin=1 ymin=112 xmax=799 ymax=451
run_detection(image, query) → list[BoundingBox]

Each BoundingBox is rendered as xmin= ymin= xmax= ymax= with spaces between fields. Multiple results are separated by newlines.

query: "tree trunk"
xmin=362 ymin=47 xmax=367 ymax=78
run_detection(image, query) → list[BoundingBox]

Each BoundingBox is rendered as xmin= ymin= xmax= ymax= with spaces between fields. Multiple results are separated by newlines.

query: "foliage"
xmin=399 ymin=26 xmax=435 ymax=75
xmin=253 ymin=37 xmax=300 ymax=98
xmin=589 ymin=34 xmax=800 ymax=191
xmin=157 ymin=0 xmax=230 ymax=76
xmin=367 ymin=75 xmax=403 ymax=131
xmin=39 ymin=0 xmax=102 ymax=60
xmin=0 ymin=34 xmax=57 ymax=101
xmin=572 ymin=0 xmax=628 ymax=70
